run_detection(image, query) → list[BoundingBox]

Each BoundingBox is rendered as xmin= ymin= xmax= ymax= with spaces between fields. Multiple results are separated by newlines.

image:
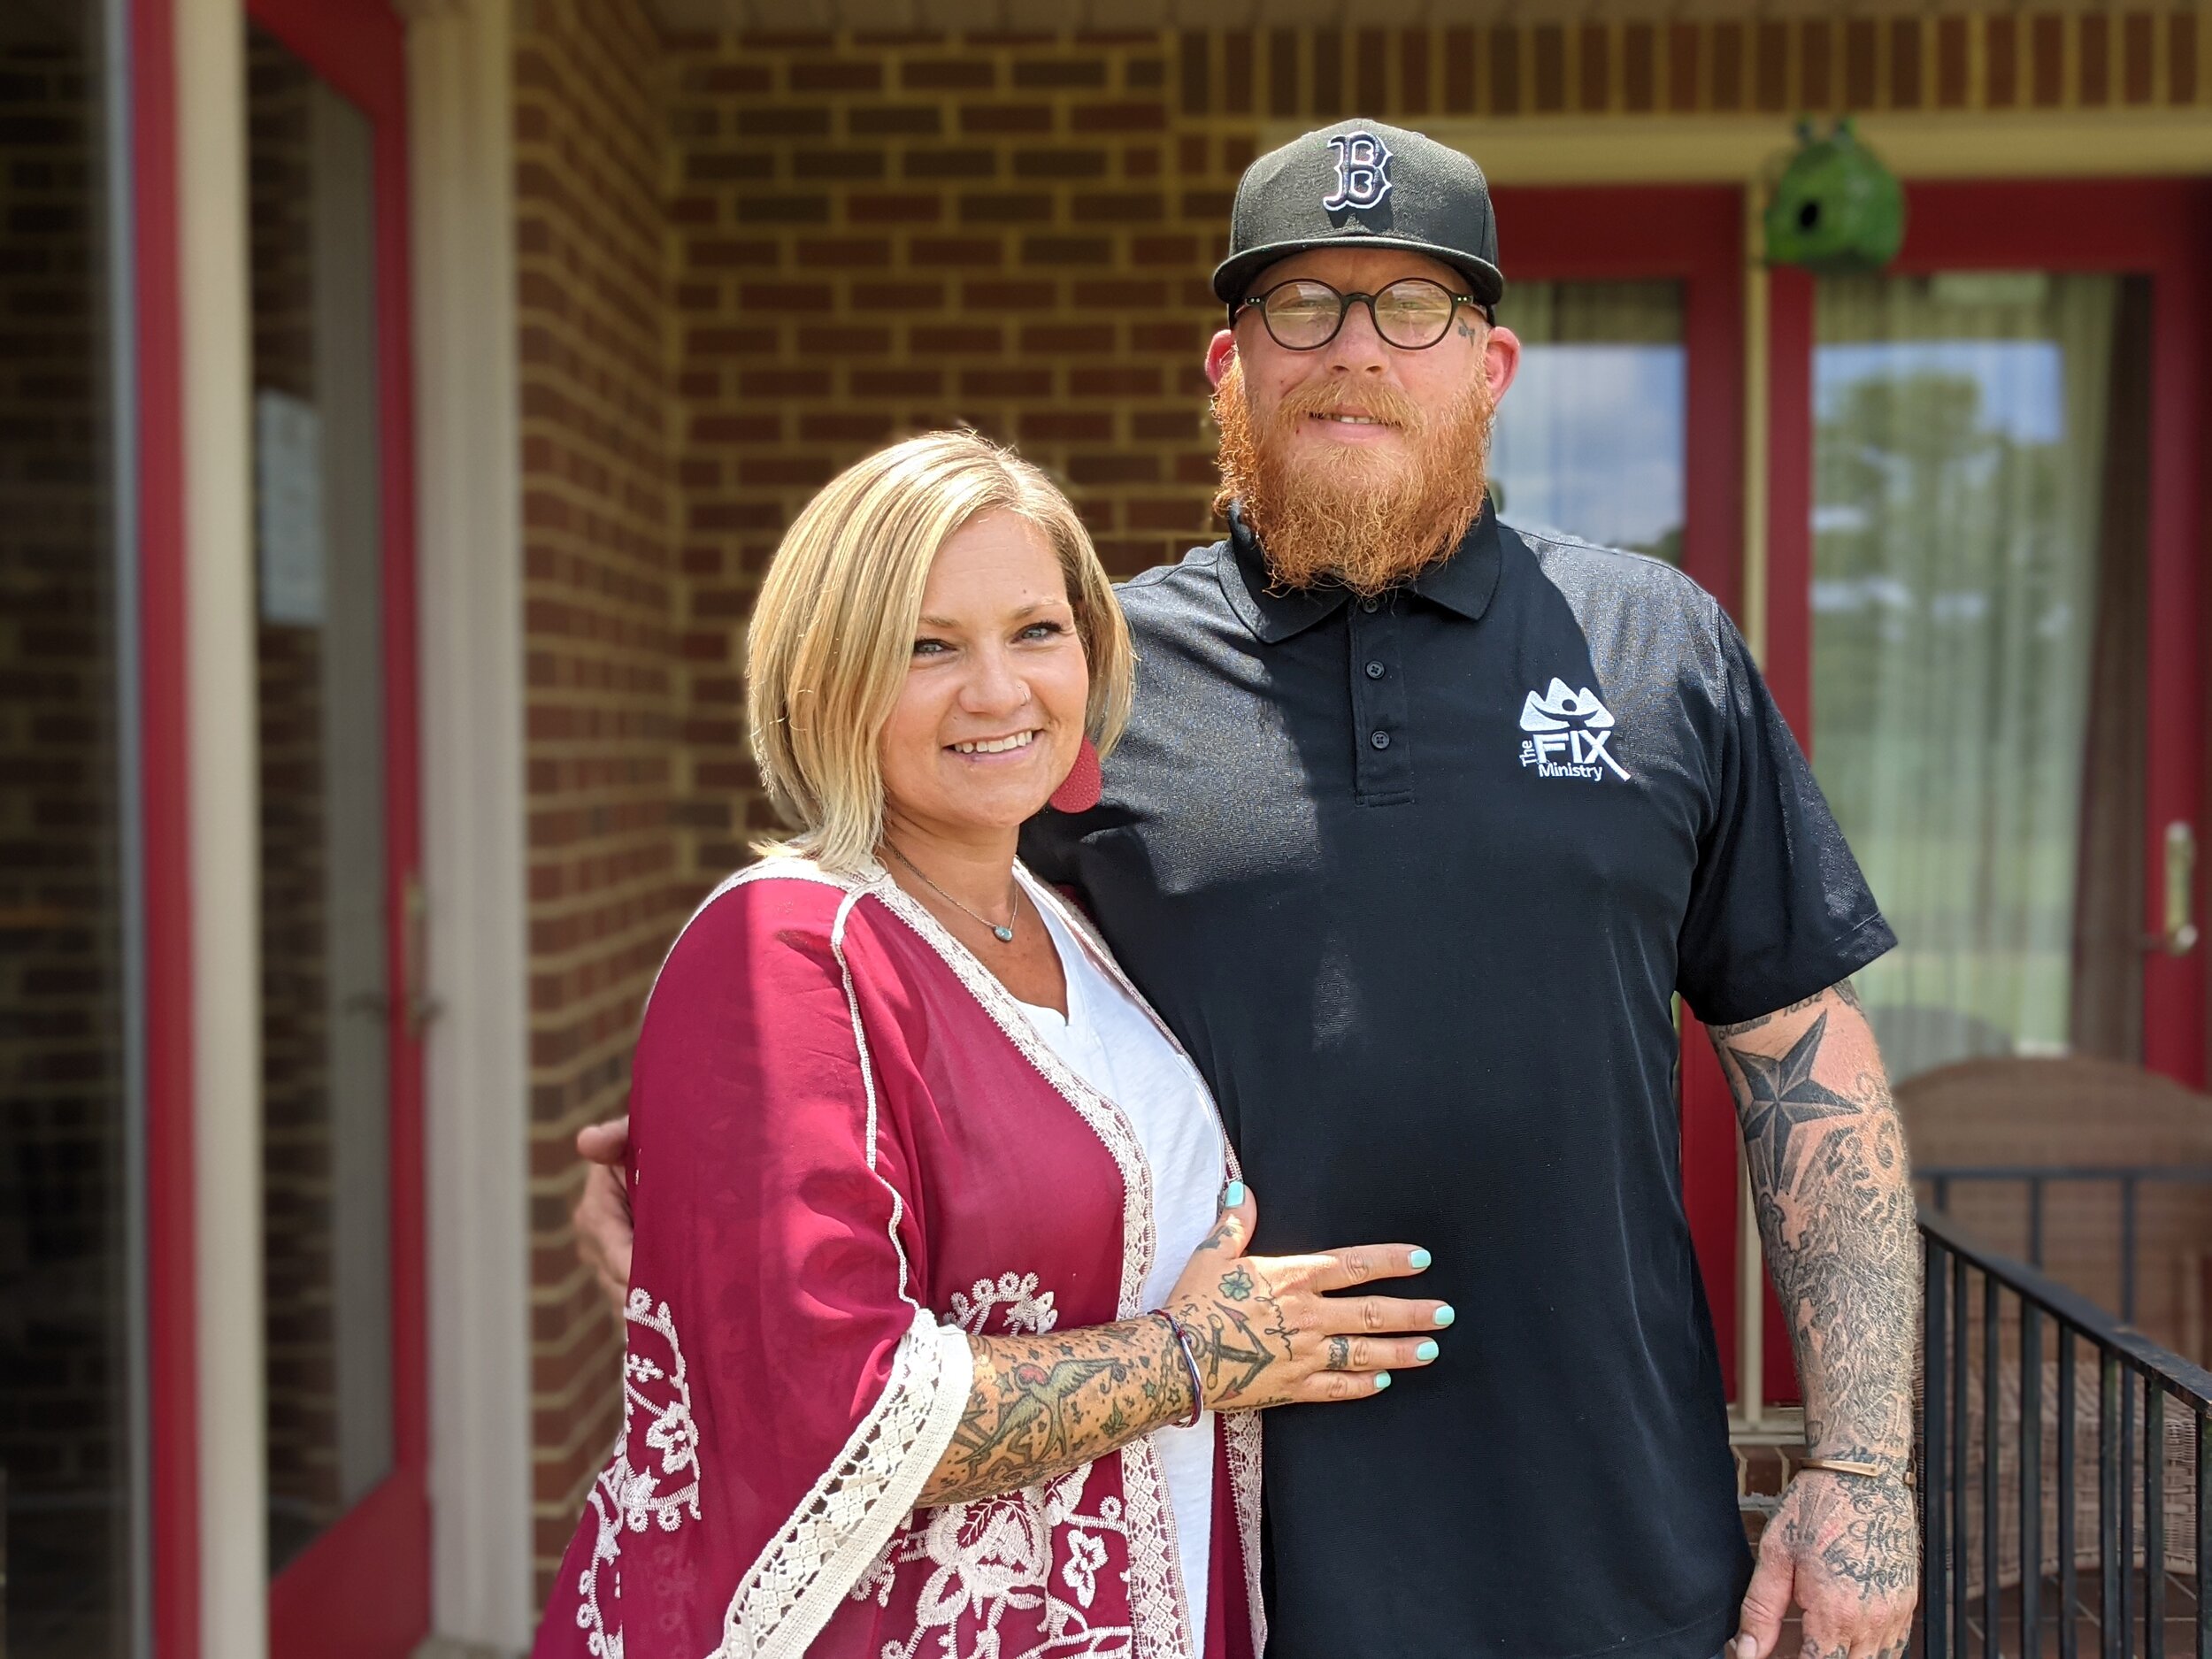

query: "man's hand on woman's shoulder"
xmin=573 ymin=1116 xmax=634 ymax=1312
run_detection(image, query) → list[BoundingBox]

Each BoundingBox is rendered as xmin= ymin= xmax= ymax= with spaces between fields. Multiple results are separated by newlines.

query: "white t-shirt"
xmin=1010 ymin=872 xmax=1224 ymax=1642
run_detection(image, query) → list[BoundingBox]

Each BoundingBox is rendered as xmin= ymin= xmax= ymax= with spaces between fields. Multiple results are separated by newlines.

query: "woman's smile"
xmin=949 ymin=728 xmax=1040 ymax=757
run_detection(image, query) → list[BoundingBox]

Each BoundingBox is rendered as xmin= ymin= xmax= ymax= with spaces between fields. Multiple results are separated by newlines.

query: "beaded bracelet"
xmin=1152 ymin=1310 xmax=1206 ymax=1429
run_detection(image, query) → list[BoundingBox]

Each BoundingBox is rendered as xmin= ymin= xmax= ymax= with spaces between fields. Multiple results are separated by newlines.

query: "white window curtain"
xmin=1809 ymin=272 xmax=2121 ymax=1084
xmin=1490 ymin=280 xmax=1684 ymax=561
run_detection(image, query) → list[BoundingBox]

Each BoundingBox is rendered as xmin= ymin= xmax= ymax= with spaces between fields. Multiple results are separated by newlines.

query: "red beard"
xmin=1211 ymin=360 xmax=1496 ymax=596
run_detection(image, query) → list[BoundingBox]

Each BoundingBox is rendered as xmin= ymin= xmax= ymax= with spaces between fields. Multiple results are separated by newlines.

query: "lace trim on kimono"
xmin=947 ymin=1271 xmax=1059 ymax=1336
xmin=573 ymin=1288 xmax=703 ymax=1659
xmin=1223 ymin=1412 xmax=1268 ymax=1655
xmin=716 ymin=1307 xmax=975 ymax=1659
xmin=865 ymin=869 xmax=1158 ymax=1317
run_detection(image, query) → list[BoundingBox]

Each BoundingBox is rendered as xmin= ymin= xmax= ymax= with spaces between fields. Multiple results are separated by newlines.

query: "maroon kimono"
xmin=534 ymin=860 xmax=1265 ymax=1659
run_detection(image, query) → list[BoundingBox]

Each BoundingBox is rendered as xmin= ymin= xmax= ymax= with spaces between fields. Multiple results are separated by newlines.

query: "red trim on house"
xmin=1676 ymin=1012 xmax=1741 ymax=1399
xmin=132 ymin=0 xmax=199 ymax=1650
xmin=246 ymin=0 xmax=432 ymax=1650
xmin=268 ymin=1471 xmax=430 ymax=1659
xmin=245 ymin=0 xmax=406 ymax=126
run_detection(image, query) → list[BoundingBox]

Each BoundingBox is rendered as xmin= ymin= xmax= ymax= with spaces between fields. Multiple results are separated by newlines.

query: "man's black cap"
xmin=1212 ymin=119 xmax=1504 ymax=311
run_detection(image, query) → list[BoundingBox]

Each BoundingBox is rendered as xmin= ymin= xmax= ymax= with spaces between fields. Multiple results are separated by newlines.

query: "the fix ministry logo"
xmin=1518 ymin=679 xmax=1631 ymax=781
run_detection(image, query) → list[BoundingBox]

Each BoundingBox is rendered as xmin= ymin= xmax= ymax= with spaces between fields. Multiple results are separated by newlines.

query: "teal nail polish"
xmin=1222 ymin=1180 xmax=1247 ymax=1208
xmin=1408 ymin=1247 xmax=1432 ymax=1271
xmin=1372 ymin=1371 xmax=1393 ymax=1391
xmin=1432 ymin=1304 xmax=1456 ymax=1327
xmin=1416 ymin=1340 xmax=1440 ymax=1362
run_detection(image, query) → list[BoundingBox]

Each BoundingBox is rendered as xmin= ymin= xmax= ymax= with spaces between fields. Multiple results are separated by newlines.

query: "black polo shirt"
xmin=1022 ymin=505 xmax=1893 ymax=1659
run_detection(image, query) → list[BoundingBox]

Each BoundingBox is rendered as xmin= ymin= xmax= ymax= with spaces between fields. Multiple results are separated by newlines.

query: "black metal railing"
xmin=1919 ymin=1166 xmax=2212 ymax=1324
xmin=1921 ymin=1203 xmax=2212 ymax=1659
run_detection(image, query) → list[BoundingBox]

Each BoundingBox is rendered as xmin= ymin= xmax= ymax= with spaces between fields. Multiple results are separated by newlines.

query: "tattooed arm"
xmin=918 ymin=1185 xmax=1449 ymax=1509
xmin=1710 ymin=980 xmax=1920 ymax=1659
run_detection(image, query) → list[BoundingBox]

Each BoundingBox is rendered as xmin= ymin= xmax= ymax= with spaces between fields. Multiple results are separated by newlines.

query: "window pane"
xmin=0 ymin=5 xmax=139 ymax=1654
xmin=1489 ymin=280 xmax=1685 ymax=563
xmin=248 ymin=22 xmax=394 ymax=1575
xmin=1811 ymin=272 xmax=2126 ymax=1083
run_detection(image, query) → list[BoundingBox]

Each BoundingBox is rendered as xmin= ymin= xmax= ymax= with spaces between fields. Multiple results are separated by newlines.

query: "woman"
xmin=533 ymin=432 xmax=1448 ymax=1659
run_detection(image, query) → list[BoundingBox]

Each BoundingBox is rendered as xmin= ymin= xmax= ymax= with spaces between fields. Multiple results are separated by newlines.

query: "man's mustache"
xmin=1268 ymin=377 xmax=1425 ymax=437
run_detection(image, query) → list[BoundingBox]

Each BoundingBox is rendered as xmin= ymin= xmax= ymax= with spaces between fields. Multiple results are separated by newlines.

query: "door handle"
xmin=2160 ymin=820 xmax=2200 ymax=956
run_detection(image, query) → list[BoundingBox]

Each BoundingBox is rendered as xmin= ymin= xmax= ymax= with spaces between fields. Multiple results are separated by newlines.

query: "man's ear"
xmin=1205 ymin=329 xmax=1236 ymax=388
xmin=1484 ymin=323 xmax=1522 ymax=404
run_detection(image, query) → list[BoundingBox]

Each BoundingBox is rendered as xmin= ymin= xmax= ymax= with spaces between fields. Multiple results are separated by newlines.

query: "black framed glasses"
xmin=1238 ymin=277 xmax=1484 ymax=351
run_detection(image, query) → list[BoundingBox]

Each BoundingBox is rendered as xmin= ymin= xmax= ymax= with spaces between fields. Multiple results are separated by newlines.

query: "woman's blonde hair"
xmin=748 ymin=429 xmax=1133 ymax=872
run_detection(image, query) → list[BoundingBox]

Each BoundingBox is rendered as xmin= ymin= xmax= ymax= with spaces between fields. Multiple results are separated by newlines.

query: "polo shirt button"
xmin=1360 ymin=597 xmax=1380 ymax=613
xmin=1370 ymin=730 xmax=1391 ymax=750
xmin=1365 ymin=660 xmax=1386 ymax=679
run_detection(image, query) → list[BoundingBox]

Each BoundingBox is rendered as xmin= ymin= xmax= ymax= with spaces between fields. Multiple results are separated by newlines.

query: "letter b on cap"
xmin=1323 ymin=132 xmax=1393 ymax=212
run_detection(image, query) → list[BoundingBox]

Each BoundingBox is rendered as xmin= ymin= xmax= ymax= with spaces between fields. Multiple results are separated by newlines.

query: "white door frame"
xmin=405 ymin=0 xmax=534 ymax=1648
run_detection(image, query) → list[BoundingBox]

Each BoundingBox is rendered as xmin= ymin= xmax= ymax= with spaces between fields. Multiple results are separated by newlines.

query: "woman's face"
xmin=878 ymin=510 xmax=1089 ymax=847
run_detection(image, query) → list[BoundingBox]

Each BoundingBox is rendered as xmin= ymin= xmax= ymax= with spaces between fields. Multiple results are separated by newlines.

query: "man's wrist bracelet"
xmin=1154 ymin=1310 xmax=1205 ymax=1429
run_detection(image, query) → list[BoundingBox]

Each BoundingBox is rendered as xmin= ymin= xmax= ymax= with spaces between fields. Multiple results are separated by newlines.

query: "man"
xmin=575 ymin=119 xmax=1918 ymax=1659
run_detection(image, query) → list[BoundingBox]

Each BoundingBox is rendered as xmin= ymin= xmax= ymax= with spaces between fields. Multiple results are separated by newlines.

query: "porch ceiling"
xmin=649 ymin=0 xmax=2144 ymax=28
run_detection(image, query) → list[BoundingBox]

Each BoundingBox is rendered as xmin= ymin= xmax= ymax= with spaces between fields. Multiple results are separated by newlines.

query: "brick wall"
xmin=662 ymin=27 xmax=1254 ymax=877
xmin=513 ymin=0 xmax=689 ymax=1588
xmin=518 ymin=6 xmax=2212 ymax=1594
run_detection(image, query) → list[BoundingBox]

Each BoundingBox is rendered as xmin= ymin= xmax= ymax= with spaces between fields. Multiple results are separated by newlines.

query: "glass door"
xmin=1809 ymin=272 xmax=2146 ymax=1082
xmin=244 ymin=3 xmax=427 ymax=1654
xmin=1769 ymin=179 xmax=2210 ymax=1354
xmin=1778 ymin=180 xmax=2209 ymax=1096
xmin=0 ymin=5 xmax=145 ymax=1653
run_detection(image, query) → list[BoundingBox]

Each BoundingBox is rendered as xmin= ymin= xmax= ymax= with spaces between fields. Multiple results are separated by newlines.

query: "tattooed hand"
xmin=1712 ymin=979 xmax=1920 ymax=1659
xmin=1735 ymin=1470 xmax=1918 ymax=1659
xmin=918 ymin=1181 xmax=1445 ymax=1508
xmin=1161 ymin=1183 xmax=1448 ymax=1409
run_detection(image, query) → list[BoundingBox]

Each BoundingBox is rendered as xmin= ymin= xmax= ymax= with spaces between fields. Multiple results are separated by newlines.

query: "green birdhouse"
xmin=1764 ymin=119 xmax=1906 ymax=273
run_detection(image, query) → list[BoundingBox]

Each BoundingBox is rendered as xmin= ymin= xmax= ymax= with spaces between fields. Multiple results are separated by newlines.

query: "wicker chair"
xmin=1898 ymin=1055 xmax=2212 ymax=1590
xmin=1897 ymin=1054 xmax=2212 ymax=1359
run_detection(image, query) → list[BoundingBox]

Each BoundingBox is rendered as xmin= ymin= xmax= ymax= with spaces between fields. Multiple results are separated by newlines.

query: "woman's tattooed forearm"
xmin=918 ymin=1317 xmax=1196 ymax=1509
xmin=1715 ymin=981 xmax=1918 ymax=1467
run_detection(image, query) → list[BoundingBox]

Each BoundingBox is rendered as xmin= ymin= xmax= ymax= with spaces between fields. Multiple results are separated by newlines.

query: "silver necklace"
xmin=884 ymin=839 xmax=1020 ymax=943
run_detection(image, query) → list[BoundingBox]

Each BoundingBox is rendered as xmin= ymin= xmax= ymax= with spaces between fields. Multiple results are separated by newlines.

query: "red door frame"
xmin=132 ymin=0 xmax=200 ymax=1649
xmin=133 ymin=0 xmax=428 ymax=1651
xmin=246 ymin=0 xmax=430 ymax=1653
xmin=1492 ymin=183 xmax=1755 ymax=1402
xmin=1755 ymin=178 xmax=2212 ymax=1403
